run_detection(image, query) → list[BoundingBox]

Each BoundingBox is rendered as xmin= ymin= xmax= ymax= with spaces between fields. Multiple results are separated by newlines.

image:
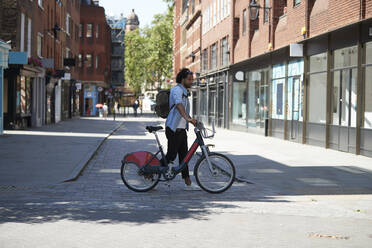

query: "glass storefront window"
xmin=334 ymin=46 xmax=357 ymax=69
xmin=365 ymin=66 xmax=372 ymax=128
xmin=18 ymin=76 xmax=31 ymax=116
xmin=232 ymin=82 xmax=247 ymax=125
xmin=247 ymin=71 xmax=259 ymax=127
xmin=308 ymin=54 xmax=327 ymax=124
xmin=309 ymin=52 xmax=327 ymax=73
xmin=308 ymin=73 xmax=327 ymax=123
xmin=271 ymin=64 xmax=285 ymax=120
xmin=364 ymin=42 xmax=372 ymax=128
xmin=200 ymin=88 xmax=207 ymax=116
xmin=332 ymin=69 xmax=357 ymax=127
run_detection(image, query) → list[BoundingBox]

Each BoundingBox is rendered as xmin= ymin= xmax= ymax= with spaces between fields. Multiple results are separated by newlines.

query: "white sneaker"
xmin=184 ymin=184 xmax=201 ymax=191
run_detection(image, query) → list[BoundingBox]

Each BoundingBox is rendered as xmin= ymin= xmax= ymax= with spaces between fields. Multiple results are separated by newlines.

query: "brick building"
xmin=0 ymin=0 xmax=81 ymax=127
xmin=79 ymin=0 xmax=111 ymax=116
xmin=174 ymin=0 xmax=372 ymax=158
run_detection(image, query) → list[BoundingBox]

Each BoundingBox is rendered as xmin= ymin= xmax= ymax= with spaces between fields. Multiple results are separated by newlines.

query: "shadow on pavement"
xmin=1 ymin=117 xmax=372 ymax=225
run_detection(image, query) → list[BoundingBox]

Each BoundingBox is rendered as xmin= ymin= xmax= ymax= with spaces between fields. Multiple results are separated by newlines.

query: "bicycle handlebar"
xmin=195 ymin=120 xmax=215 ymax=139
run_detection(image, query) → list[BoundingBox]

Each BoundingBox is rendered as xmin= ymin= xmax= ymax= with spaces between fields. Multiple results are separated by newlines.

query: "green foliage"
xmin=124 ymin=2 xmax=174 ymax=94
xmin=124 ymin=29 xmax=149 ymax=95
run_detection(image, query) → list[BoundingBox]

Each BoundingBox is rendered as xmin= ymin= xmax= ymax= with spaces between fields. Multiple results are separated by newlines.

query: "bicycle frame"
xmin=139 ymin=126 xmax=213 ymax=180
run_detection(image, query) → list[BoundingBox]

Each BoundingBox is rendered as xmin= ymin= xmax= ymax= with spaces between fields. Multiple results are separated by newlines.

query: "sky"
xmin=99 ymin=0 xmax=169 ymax=28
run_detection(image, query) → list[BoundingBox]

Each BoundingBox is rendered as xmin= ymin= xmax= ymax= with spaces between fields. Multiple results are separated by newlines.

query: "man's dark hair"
xmin=176 ymin=68 xmax=193 ymax=84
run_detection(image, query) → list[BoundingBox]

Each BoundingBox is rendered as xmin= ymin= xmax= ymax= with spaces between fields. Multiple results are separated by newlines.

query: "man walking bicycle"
xmin=165 ymin=68 xmax=200 ymax=190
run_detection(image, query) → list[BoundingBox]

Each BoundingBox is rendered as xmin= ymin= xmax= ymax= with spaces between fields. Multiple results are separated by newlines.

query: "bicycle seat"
xmin=146 ymin=126 xmax=163 ymax=133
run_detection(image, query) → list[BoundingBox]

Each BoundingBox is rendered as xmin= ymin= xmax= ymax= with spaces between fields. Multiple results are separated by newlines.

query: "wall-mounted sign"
xmin=290 ymin=43 xmax=303 ymax=57
xmin=235 ymin=71 xmax=244 ymax=81
xmin=75 ymin=83 xmax=82 ymax=90
xmin=8 ymin=52 xmax=27 ymax=65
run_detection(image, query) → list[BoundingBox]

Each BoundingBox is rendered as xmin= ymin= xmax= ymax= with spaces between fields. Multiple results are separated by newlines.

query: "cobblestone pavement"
xmin=0 ymin=117 xmax=372 ymax=248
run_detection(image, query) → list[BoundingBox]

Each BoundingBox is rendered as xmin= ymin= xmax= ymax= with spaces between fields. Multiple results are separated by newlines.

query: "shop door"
xmin=208 ymin=88 xmax=217 ymax=125
xmin=217 ymin=84 xmax=224 ymax=127
xmin=290 ymin=77 xmax=301 ymax=140
xmin=332 ymin=69 xmax=357 ymax=152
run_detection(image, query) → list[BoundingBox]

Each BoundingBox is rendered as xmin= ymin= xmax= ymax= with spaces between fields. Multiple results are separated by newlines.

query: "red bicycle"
xmin=120 ymin=121 xmax=235 ymax=193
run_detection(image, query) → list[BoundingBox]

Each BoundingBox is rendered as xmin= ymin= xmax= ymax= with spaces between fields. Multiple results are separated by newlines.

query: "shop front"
xmin=0 ymin=40 xmax=11 ymax=135
xmin=230 ymin=55 xmax=271 ymax=135
xmin=226 ymin=19 xmax=372 ymax=158
xmin=4 ymin=64 xmax=44 ymax=129
xmin=194 ymin=69 xmax=228 ymax=128
xmin=83 ymin=84 xmax=98 ymax=116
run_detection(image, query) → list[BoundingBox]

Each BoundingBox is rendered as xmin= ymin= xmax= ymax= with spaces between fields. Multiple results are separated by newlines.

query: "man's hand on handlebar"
xmin=187 ymin=117 xmax=197 ymax=126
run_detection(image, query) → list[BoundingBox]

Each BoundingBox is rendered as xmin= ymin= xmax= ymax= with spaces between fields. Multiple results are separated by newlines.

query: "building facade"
xmin=174 ymin=0 xmax=372 ymax=158
xmin=107 ymin=14 xmax=126 ymax=90
xmin=0 ymin=0 xmax=81 ymax=128
xmin=79 ymin=0 xmax=111 ymax=116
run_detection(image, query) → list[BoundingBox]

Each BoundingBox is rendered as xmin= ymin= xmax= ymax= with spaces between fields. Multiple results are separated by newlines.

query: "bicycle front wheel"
xmin=121 ymin=161 xmax=160 ymax=192
xmin=194 ymin=152 xmax=235 ymax=193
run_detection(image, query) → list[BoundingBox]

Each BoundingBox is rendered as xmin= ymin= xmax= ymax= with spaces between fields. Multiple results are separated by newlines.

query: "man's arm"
xmin=176 ymin=104 xmax=197 ymax=126
xmin=172 ymin=87 xmax=197 ymax=126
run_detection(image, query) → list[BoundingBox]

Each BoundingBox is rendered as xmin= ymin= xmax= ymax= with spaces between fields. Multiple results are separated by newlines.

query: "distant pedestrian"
xmin=103 ymin=103 xmax=108 ymax=120
xmin=117 ymin=103 xmax=121 ymax=114
xmin=133 ymin=100 xmax=139 ymax=117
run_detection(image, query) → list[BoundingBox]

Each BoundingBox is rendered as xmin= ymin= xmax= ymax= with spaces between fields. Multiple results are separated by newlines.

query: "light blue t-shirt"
xmin=165 ymin=84 xmax=190 ymax=132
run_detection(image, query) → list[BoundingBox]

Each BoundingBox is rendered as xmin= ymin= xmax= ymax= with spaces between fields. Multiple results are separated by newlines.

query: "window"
xmin=364 ymin=42 xmax=372 ymax=129
xmin=181 ymin=29 xmax=186 ymax=46
xmin=27 ymin=18 xmax=32 ymax=57
xmin=65 ymin=48 xmax=70 ymax=58
xmin=86 ymin=54 xmax=92 ymax=67
xmin=271 ymin=64 xmax=286 ymax=119
xmin=79 ymin=24 xmax=83 ymax=37
xmin=294 ymin=0 xmax=301 ymax=6
xmin=20 ymin=13 xmax=25 ymax=52
xmin=232 ymin=81 xmax=247 ymax=126
xmin=210 ymin=43 xmax=217 ymax=69
xmin=38 ymin=0 xmax=43 ymax=8
xmin=78 ymin=54 xmax=82 ymax=67
xmin=221 ymin=37 xmax=229 ymax=66
xmin=86 ymin=24 xmax=92 ymax=38
xmin=95 ymin=55 xmax=99 ymax=69
xmin=242 ymin=9 xmax=247 ymax=35
xmin=202 ymin=49 xmax=208 ymax=72
xmin=37 ymin=33 xmax=43 ymax=57
xmin=308 ymin=53 xmax=328 ymax=124
xmin=66 ymin=14 xmax=70 ymax=35
xmin=332 ymin=46 xmax=358 ymax=127
xmin=96 ymin=24 xmax=99 ymax=38
xmin=182 ymin=0 xmax=188 ymax=13
xmin=264 ymin=0 xmax=270 ymax=23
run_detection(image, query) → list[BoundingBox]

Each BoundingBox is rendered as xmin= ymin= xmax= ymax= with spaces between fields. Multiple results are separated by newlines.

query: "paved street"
xmin=1 ymin=116 xmax=372 ymax=247
xmin=0 ymin=117 xmax=122 ymax=186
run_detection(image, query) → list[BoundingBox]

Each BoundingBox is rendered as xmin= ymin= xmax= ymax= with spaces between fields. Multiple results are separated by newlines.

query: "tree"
xmin=145 ymin=8 xmax=173 ymax=89
xmin=124 ymin=29 xmax=149 ymax=95
xmin=124 ymin=1 xmax=174 ymax=93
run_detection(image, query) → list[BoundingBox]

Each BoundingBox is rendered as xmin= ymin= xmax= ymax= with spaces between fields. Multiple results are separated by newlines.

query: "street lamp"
xmin=248 ymin=0 xmax=271 ymax=21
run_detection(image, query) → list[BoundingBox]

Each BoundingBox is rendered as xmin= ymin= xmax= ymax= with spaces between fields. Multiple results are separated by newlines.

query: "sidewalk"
xmin=0 ymin=117 xmax=123 ymax=187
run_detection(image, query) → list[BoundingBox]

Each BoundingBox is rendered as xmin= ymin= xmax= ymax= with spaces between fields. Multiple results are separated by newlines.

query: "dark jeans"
xmin=165 ymin=127 xmax=189 ymax=179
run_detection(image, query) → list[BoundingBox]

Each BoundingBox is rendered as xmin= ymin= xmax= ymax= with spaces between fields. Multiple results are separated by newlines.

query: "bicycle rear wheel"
xmin=121 ymin=161 xmax=160 ymax=192
xmin=194 ymin=152 xmax=235 ymax=193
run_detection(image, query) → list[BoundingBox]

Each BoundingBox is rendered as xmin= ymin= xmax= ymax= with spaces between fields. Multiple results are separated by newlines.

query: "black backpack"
xmin=155 ymin=85 xmax=187 ymax=119
xmin=155 ymin=90 xmax=173 ymax=119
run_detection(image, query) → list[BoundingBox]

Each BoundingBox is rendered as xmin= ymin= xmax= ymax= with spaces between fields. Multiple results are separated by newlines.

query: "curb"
xmin=63 ymin=122 xmax=125 ymax=182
